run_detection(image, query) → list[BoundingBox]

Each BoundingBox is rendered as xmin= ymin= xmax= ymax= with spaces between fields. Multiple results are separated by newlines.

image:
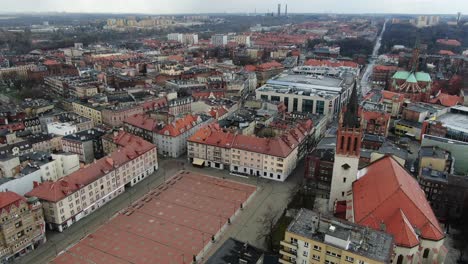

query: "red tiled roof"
xmin=244 ymin=65 xmax=257 ymax=72
xmin=189 ymin=121 xmax=312 ymax=157
xmin=256 ymin=61 xmax=283 ymax=71
xmin=189 ymin=123 xmax=235 ymax=148
xmin=43 ymin=59 xmax=60 ymax=66
xmin=156 ymin=114 xmax=199 ymax=137
xmin=438 ymin=50 xmax=455 ymax=56
xmin=436 ymin=39 xmax=461 ymax=47
xmin=208 ymin=107 xmax=228 ymax=119
xmin=0 ymin=192 xmax=25 ymax=211
xmin=382 ymin=90 xmax=405 ymax=102
xmin=353 ymin=156 xmax=445 ymax=247
xmin=430 ymin=93 xmax=462 ymax=107
xmin=27 ymin=137 xmax=155 ymax=202
xmin=124 ymin=114 xmax=158 ymax=131
xmin=373 ymin=65 xmax=398 ymax=72
xmin=140 ymin=97 xmax=168 ymax=111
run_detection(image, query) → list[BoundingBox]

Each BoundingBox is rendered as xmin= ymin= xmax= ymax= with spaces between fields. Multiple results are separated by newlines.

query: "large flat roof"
xmin=51 ymin=172 xmax=256 ymax=264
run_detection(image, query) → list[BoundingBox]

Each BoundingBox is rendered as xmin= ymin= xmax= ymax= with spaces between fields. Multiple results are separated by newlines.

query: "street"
xmin=14 ymin=157 xmax=305 ymax=264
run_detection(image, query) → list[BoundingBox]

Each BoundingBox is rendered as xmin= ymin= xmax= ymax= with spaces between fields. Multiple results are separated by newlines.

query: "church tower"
xmin=328 ymin=81 xmax=362 ymax=212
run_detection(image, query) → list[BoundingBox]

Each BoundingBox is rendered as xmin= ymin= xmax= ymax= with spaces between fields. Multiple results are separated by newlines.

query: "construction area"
xmin=51 ymin=171 xmax=257 ymax=264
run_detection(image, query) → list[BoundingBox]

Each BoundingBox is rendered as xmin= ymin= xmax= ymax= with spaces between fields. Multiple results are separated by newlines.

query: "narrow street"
xmin=359 ymin=19 xmax=388 ymax=96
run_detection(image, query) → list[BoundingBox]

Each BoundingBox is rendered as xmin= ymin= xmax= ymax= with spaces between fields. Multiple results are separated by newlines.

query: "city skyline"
xmin=1 ymin=0 xmax=468 ymax=15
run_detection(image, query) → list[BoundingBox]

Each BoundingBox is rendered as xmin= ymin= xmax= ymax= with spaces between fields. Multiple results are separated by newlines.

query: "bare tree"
xmin=256 ymin=205 xmax=281 ymax=251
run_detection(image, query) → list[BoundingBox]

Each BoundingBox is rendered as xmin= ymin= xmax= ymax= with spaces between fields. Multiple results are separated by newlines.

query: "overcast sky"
xmin=1 ymin=0 xmax=467 ymax=15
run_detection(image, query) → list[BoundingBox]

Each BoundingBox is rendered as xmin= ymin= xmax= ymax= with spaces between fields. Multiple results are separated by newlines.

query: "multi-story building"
xmin=123 ymin=114 xmax=158 ymax=143
xmin=101 ymin=104 xmax=144 ymax=127
xmin=26 ymin=135 xmax=158 ymax=232
xmin=71 ymin=101 xmax=103 ymax=124
xmin=211 ymin=34 xmax=228 ymax=46
xmin=422 ymin=105 xmax=468 ymax=143
xmin=188 ymin=120 xmax=313 ymax=182
xmin=256 ymin=72 xmax=354 ymax=121
xmin=280 ymin=208 xmax=393 ymax=264
xmin=359 ymin=101 xmax=391 ymax=137
xmin=47 ymin=122 xmax=78 ymax=136
xmin=40 ymin=112 xmax=93 ymax=134
xmin=0 ymin=192 xmax=46 ymax=263
xmin=168 ymin=97 xmax=193 ymax=116
xmin=61 ymin=129 xmax=105 ymax=164
xmin=153 ymin=114 xmax=208 ymax=158
xmin=412 ymin=15 xmax=440 ymax=28
xmin=0 ymin=152 xmax=80 ymax=195
xmin=0 ymin=65 xmax=36 ymax=79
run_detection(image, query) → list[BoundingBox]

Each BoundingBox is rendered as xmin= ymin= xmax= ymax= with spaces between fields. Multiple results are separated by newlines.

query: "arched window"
xmin=423 ymin=248 xmax=430 ymax=258
xmin=397 ymin=255 xmax=404 ymax=264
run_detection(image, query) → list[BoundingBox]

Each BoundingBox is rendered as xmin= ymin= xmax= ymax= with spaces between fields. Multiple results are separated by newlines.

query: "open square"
xmin=51 ymin=171 xmax=256 ymax=264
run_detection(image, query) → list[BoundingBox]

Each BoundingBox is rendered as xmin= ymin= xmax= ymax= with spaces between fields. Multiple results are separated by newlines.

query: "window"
xmin=423 ymin=249 xmax=430 ymax=258
xmin=313 ymin=245 xmax=321 ymax=251
xmin=303 ymin=251 xmax=308 ymax=257
xmin=358 ymin=260 xmax=365 ymax=264
xmin=15 ymin=221 xmax=22 ymax=228
xmin=301 ymin=260 xmax=307 ymax=264
xmin=396 ymin=255 xmax=404 ymax=264
xmin=343 ymin=177 xmax=347 ymax=183
xmin=345 ymin=256 xmax=354 ymax=262
xmin=290 ymin=238 xmax=298 ymax=245
xmin=342 ymin=191 xmax=345 ymax=197
xmin=312 ymin=254 xmax=320 ymax=260
xmin=304 ymin=242 xmax=309 ymax=248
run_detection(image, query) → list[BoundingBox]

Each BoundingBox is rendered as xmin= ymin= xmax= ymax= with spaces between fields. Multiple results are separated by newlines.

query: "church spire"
xmin=342 ymin=81 xmax=359 ymax=129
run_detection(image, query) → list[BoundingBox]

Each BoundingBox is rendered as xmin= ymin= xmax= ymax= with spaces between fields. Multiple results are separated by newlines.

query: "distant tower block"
xmin=285 ymin=4 xmax=288 ymax=16
xmin=457 ymin=12 xmax=462 ymax=24
xmin=278 ymin=4 xmax=281 ymax=16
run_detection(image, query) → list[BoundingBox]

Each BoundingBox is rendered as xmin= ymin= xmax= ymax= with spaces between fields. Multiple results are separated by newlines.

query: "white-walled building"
xmin=211 ymin=34 xmax=228 ymax=46
xmin=47 ymin=122 xmax=78 ymax=136
xmin=26 ymin=136 xmax=158 ymax=232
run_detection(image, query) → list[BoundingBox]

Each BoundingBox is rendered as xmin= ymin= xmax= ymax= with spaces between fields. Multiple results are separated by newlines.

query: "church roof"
xmin=352 ymin=156 xmax=444 ymax=248
xmin=392 ymin=71 xmax=431 ymax=83
xmin=342 ymin=81 xmax=360 ymax=129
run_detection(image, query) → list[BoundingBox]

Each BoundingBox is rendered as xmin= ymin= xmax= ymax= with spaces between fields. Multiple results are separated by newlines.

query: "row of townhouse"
xmin=187 ymin=120 xmax=313 ymax=182
xmin=25 ymin=135 xmax=158 ymax=232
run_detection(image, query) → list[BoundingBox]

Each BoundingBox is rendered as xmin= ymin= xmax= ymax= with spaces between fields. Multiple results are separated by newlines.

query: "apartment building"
xmin=71 ymin=101 xmax=103 ymax=124
xmin=61 ymin=129 xmax=105 ymax=164
xmin=26 ymin=136 xmax=158 ymax=232
xmin=168 ymin=97 xmax=193 ymax=117
xmin=101 ymin=104 xmax=144 ymax=127
xmin=0 ymin=193 xmax=46 ymax=263
xmin=188 ymin=120 xmax=313 ymax=182
xmin=153 ymin=114 xmax=209 ymax=158
xmin=211 ymin=34 xmax=228 ymax=46
xmin=0 ymin=152 xmax=80 ymax=195
xmin=280 ymin=209 xmax=393 ymax=264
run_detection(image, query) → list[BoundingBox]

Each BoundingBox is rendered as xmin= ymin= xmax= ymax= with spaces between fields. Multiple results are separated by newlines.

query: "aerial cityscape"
xmin=0 ymin=1 xmax=468 ymax=264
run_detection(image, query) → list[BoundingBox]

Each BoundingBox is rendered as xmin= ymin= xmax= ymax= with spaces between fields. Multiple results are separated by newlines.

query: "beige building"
xmin=280 ymin=209 xmax=393 ymax=264
xmin=188 ymin=120 xmax=313 ymax=182
xmin=0 ymin=193 xmax=46 ymax=262
xmin=72 ymin=101 xmax=103 ymax=124
xmin=26 ymin=136 xmax=158 ymax=232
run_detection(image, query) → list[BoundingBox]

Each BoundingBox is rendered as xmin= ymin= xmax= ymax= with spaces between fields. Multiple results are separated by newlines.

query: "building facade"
xmin=0 ymin=193 xmax=46 ymax=263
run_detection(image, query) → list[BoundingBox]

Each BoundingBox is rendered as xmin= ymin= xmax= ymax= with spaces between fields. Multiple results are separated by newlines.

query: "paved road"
xmin=15 ymin=157 xmax=305 ymax=264
xmin=360 ymin=19 xmax=388 ymax=96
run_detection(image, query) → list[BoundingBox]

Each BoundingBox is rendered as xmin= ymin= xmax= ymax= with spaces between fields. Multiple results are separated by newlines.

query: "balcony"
xmin=280 ymin=249 xmax=297 ymax=259
xmin=280 ymin=240 xmax=298 ymax=250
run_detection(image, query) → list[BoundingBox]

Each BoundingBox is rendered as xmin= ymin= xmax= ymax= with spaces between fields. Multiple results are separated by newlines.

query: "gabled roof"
xmin=156 ymin=114 xmax=200 ymax=137
xmin=0 ymin=191 xmax=25 ymax=211
xmin=353 ymin=156 xmax=444 ymax=248
xmin=27 ymin=136 xmax=155 ymax=202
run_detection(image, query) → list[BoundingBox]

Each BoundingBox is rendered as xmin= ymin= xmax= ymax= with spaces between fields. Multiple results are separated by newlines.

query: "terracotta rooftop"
xmin=430 ymin=93 xmax=462 ymax=107
xmin=26 ymin=137 xmax=155 ymax=203
xmin=189 ymin=120 xmax=313 ymax=157
xmin=436 ymin=39 xmax=462 ymax=47
xmin=0 ymin=191 xmax=25 ymax=211
xmin=352 ymin=156 xmax=445 ymax=248
xmin=124 ymin=114 xmax=158 ymax=132
xmin=156 ymin=114 xmax=200 ymax=137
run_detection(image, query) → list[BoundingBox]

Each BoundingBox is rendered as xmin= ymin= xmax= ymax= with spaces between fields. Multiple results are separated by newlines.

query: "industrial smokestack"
xmin=285 ymin=4 xmax=288 ymax=16
xmin=278 ymin=3 xmax=281 ymax=16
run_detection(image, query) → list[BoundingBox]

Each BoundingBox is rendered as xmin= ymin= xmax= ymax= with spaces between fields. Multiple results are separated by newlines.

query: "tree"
xmin=256 ymin=205 xmax=281 ymax=251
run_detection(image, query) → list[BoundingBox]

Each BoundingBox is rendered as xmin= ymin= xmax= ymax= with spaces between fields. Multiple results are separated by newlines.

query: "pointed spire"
xmin=342 ymin=81 xmax=360 ymax=128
